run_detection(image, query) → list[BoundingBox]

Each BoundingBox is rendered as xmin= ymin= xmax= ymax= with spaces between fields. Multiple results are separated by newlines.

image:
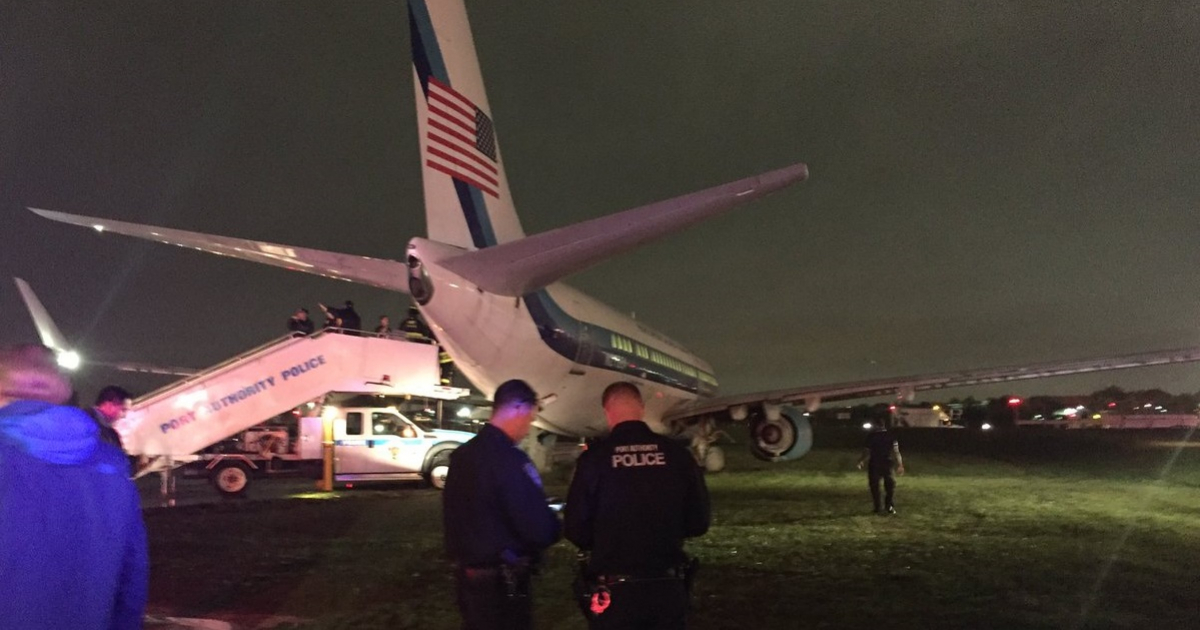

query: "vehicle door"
xmin=361 ymin=411 xmax=427 ymax=473
xmin=334 ymin=411 xmax=376 ymax=474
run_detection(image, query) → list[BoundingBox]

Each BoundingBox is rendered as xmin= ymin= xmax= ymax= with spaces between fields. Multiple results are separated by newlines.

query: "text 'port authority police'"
xmin=158 ymin=355 xmax=326 ymax=434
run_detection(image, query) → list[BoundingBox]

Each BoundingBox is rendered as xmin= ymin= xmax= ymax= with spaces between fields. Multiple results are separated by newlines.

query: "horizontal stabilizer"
xmin=437 ymin=163 xmax=808 ymax=296
xmin=29 ymin=208 xmax=410 ymax=293
xmin=13 ymin=277 xmax=70 ymax=352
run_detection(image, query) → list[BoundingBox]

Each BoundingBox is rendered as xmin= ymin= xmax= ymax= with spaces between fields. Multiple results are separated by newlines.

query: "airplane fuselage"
xmin=408 ymin=237 xmax=717 ymax=436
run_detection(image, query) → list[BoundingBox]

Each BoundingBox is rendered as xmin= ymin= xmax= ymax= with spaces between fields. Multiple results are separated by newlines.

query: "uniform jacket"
xmin=443 ymin=424 xmax=561 ymax=565
xmin=565 ymin=420 xmax=710 ymax=575
xmin=0 ymin=400 xmax=148 ymax=630
xmin=865 ymin=429 xmax=899 ymax=470
xmin=86 ymin=406 xmax=125 ymax=450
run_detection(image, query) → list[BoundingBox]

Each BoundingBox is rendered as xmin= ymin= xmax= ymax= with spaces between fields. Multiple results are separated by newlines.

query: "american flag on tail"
xmin=425 ymin=76 xmax=499 ymax=198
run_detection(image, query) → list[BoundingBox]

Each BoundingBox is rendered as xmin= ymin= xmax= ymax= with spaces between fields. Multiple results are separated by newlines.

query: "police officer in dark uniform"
xmin=857 ymin=417 xmax=905 ymax=514
xmin=565 ymin=381 xmax=710 ymax=629
xmin=87 ymin=384 xmax=131 ymax=450
xmin=443 ymin=379 xmax=561 ymax=630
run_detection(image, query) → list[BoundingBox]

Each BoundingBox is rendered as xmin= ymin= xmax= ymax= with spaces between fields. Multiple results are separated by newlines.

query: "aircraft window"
xmin=345 ymin=412 xmax=363 ymax=436
xmin=372 ymin=412 xmax=418 ymax=438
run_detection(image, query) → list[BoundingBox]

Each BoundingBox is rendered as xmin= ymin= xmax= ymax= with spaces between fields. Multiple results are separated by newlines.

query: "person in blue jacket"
xmin=0 ymin=344 xmax=148 ymax=630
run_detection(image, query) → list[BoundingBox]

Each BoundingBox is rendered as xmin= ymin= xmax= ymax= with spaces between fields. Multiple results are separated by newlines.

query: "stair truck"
xmin=114 ymin=329 xmax=472 ymax=498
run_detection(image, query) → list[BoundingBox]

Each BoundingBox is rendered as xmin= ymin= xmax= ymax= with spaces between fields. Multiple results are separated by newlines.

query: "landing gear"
xmin=688 ymin=417 xmax=728 ymax=473
xmin=701 ymin=446 xmax=725 ymax=473
xmin=522 ymin=430 xmax=558 ymax=473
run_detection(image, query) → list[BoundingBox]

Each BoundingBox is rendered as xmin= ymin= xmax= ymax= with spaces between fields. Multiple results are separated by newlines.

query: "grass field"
xmin=144 ymin=427 xmax=1200 ymax=629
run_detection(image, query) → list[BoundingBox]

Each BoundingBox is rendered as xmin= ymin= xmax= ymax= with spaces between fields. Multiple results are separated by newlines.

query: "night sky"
xmin=3 ymin=1 xmax=1200 ymax=403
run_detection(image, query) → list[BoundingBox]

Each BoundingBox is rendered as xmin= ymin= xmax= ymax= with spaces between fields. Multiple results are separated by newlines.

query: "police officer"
xmin=856 ymin=417 xmax=905 ymax=514
xmin=442 ymin=379 xmax=561 ymax=630
xmin=565 ymin=381 xmax=710 ymax=629
xmin=87 ymin=384 xmax=131 ymax=449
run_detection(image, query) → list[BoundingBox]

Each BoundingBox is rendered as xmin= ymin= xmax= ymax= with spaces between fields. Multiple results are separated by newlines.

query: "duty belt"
xmin=596 ymin=566 xmax=687 ymax=584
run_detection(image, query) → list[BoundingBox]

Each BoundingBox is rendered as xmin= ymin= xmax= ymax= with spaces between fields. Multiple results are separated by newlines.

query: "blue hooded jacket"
xmin=0 ymin=400 xmax=148 ymax=630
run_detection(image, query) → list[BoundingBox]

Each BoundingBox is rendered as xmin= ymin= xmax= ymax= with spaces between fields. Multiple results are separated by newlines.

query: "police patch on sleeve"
xmin=524 ymin=462 xmax=543 ymax=488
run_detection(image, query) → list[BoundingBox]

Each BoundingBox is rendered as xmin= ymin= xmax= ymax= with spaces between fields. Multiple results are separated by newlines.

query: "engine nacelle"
xmin=748 ymin=406 xmax=813 ymax=462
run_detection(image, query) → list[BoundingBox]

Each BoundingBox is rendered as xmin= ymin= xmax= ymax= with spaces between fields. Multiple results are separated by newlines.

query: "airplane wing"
xmin=665 ymin=345 xmax=1200 ymax=421
xmin=29 ymin=208 xmax=411 ymax=293
xmin=14 ymin=276 xmax=198 ymax=376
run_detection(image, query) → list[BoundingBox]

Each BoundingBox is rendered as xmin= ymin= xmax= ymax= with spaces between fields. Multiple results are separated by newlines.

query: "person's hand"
xmin=855 ymin=461 xmax=864 ymax=470
xmin=896 ymin=465 xmax=906 ymax=476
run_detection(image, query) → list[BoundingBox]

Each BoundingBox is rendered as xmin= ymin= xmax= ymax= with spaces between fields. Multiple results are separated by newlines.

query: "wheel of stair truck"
xmin=211 ymin=461 xmax=252 ymax=497
xmin=424 ymin=450 xmax=453 ymax=490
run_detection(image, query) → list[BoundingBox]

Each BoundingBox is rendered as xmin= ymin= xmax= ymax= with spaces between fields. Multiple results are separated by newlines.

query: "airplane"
xmin=28 ymin=0 xmax=1200 ymax=471
xmin=13 ymin=277 xmax=196 ymax=378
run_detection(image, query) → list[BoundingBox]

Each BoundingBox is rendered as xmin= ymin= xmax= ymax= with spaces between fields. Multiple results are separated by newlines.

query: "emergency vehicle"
xmin=190 ymin=404 xmax=475 ymax=496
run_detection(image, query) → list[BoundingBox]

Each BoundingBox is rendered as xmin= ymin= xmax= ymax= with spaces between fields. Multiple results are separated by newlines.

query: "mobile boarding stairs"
xmin=115 ymin=329 xmax=461 ymax=476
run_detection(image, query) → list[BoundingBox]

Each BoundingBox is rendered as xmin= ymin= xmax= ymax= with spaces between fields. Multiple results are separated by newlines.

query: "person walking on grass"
xmin=857 ymin=417 xmax=905 ymax=515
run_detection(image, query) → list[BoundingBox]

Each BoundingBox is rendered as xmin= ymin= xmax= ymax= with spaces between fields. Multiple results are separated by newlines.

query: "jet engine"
xmin=748 ymin=406 xmax=812 ymax=462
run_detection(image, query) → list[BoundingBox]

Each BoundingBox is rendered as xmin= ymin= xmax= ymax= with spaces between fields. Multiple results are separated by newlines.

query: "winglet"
xmin=438 ymin=163 xmax=808 ymax=296
xmin=13 ymin=277 xmax=71 ymax=353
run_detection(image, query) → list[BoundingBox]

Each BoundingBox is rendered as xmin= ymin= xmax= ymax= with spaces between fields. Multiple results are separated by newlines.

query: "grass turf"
xmin=144 ymin=427 xmax=1200 ymax=629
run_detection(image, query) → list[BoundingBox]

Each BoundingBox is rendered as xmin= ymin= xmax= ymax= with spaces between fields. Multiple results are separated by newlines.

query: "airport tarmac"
xmin=136 ymin=475 xmax=432 ymax=509
xmin=137 ymin=476 xmax=320 ymax=509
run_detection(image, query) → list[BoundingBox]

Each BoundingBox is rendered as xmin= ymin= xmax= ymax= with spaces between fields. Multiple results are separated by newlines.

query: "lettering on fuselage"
xmin=158 ymin=354 xmax=327 ymax=434
xmin=611 ymin=443 xmax=666 ymax=468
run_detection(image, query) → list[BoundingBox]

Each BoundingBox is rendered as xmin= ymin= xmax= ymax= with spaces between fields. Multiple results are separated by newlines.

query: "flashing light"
xmin=888 ymin=405 xmax=896 ymax=412
xmin=1092 ymin=414 xmax=1102 ymax=420
xmin=932 ymin=405 xmax=941 ymax=411
xmin=862 ymin=422 xmax=873 ymax=430
xmin=456 ymin=407 xmax=471 ymax=418
xmin=1107 ymin=402 xmax=1117 ymax=408
xmin=981 ymin=423 xmax=993 ymax=431
xmin=56 ymin=350 xmax=81 ymax=371
xmin=320 ymin=405 xmax=338 ymax=421
xmin=92 ymin=224 xmax=104 ymax=233
xmin=1007 ymin=398 xmax=1022 ymax=406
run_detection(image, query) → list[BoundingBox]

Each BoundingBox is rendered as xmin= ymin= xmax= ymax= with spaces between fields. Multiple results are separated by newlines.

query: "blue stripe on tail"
xmin=410 ymin=0 xmax=496 ymax=249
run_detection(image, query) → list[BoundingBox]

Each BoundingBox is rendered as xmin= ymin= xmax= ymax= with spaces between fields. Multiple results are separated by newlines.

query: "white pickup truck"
xmin=188 ymin=405 xmax=476 ymax=496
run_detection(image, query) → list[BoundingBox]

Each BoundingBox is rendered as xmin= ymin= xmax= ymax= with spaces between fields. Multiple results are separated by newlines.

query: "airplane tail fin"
xmin=410 ymin=0 xmax=524 ymax=250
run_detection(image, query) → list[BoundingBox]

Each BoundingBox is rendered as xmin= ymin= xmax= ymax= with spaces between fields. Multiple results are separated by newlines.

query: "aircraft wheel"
xmin=211 ymin=461 xmax=252 ymax=497
xmin=703 ymin=446 xmax=726 ymax=473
